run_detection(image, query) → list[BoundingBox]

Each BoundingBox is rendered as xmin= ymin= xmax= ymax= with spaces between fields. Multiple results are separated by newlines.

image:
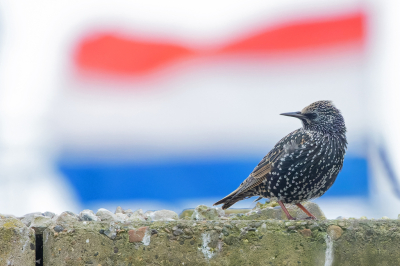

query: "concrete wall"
xmin=42 ymin=218 xmax=400 ymax=266
xmin=1 ymin=205 xmax=400 ymax=266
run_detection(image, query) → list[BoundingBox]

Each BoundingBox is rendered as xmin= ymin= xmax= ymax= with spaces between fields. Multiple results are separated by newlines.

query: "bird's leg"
xmin=278 ymin=200 xmax=296 ymax=220
xmin=296 ymin=203 xmax=317 ymax=220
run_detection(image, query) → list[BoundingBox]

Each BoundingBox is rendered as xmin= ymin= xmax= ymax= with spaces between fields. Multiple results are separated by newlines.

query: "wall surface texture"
xmin=1 ymin=204 xmax=400 ymax=266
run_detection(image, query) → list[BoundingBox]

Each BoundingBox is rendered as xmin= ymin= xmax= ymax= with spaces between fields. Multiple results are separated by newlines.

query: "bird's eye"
xmin=304 ymin=113 xmax=317 ymax=119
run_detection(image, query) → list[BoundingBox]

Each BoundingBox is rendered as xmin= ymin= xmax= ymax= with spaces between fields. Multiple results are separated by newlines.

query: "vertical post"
xmin=367 ymin=0 xmax=400 ymax=217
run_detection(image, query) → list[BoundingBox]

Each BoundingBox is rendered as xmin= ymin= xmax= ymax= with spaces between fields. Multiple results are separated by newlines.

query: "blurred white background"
xmin=0 ymin=0 xmax=398 ymax=219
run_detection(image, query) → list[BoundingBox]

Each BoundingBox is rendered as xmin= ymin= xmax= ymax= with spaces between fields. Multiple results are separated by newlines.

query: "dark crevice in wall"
xmin=35 ymin=234 xmax=43 ymax=266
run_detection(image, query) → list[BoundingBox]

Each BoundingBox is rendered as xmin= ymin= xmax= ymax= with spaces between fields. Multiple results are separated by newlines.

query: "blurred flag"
xmin=53 ymin=7 xmax=369 ymax=217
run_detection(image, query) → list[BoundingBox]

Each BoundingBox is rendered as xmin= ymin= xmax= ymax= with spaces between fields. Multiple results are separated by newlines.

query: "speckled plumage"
xmin=214 ymin=100 xmax=347 ymax=219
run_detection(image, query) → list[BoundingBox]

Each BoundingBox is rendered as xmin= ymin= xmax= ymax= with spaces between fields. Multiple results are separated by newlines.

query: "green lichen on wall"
xmin=42 ymin=219 xmax=325 ymax=266
xmin=42 ymin=218 xmax=400 ymax=266
xmin=332 ymin=219 xmax=400 ymax=266
xmin=0 ymin=218 xmax=35 ymax=266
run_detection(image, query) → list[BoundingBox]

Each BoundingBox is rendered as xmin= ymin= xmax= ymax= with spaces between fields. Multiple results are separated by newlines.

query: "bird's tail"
xmin=213 ymin=188 xmax=250 ymax=210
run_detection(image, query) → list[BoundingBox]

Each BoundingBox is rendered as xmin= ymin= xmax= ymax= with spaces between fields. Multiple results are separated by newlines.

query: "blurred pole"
xmin=367 ymin=0 xmax=400 ymax=217
xmin=0 ymin=2 xmax=78 ymax=215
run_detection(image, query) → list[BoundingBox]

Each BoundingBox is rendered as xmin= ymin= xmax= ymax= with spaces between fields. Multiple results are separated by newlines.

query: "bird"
xmin=213 ymin=100 xmax=347 ymax=220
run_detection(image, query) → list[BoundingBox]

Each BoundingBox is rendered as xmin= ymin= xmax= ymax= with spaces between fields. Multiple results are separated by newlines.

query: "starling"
xmin=213 ymin=100 xmax=347 ymax=220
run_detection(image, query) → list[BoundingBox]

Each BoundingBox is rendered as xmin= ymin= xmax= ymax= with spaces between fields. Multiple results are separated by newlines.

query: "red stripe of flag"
xmin=74 ymin=11 xmax=366 ymax=76
xmin=221 ymin=11 xmax=365 ymax=53
xmin=76 ymin=35 xmax=196 ymax=75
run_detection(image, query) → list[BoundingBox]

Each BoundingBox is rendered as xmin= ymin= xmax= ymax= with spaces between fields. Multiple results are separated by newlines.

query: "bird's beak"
xmin=280 ymin=111 xmax=305 ymax=119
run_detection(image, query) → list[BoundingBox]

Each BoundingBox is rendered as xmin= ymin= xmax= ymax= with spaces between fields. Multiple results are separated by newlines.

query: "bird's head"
xmin=280 ymin=100 xmax=346 ymax=135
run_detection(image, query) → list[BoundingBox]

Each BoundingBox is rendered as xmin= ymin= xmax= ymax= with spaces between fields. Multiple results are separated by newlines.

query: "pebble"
xmin=79 ymin=210 xmax=99 ymax=222
xmin=115 ymin=213 xmax=128 ymax=221
xmin=30 ymin=215 xmax=54 ymax=234
xmin=149 ymin=210 xmax=179 ymax=221
xmin=254 ymin=222 xmax=262 ymax=228
xmin=56 ymin=212 xmax=79 ymax=225
xmin=102 ymin=229 xmax=117 ymax=240
xmin=96 ymin=209 xmax=119 ymax=222
xmin=259 ymin=223 xmax=267 ymax=233
xmin=327 ymin=225 xmax=343 ymax=240
xmin=21 ymin=212 xmax=43 ymax=227
xmin=191 ymin=205 xmax=222 ymax=220
xmin=173 ymin=229 xmax=183 ymax=236
xmin=43 ymin=212 xmax=56 ymax=219
xmin=126 ymin=209 xmax=146 ymax=222
xmin=54 ymin=225 xmax=64 ymax=233
xmin=65 ymin=211 xmax=78 ymax=217
xmin=222 ymin=227 xmax=230 ymax=236
xmin=115 ymin=206 xmax=123 ymax=214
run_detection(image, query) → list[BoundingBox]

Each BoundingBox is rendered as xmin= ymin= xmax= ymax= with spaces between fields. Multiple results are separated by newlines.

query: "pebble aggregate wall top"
xmin=1 ymin=202 xmax=400 ymax=266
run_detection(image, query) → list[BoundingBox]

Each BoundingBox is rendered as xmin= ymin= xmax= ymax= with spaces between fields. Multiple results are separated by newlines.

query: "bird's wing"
xmin=213 ymin=129 xmax=314 ymax=208
xmin=235 ymin=129 xmax=310 ymax=195
xmin=213 ymin=144 xmax=285 ymax=207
